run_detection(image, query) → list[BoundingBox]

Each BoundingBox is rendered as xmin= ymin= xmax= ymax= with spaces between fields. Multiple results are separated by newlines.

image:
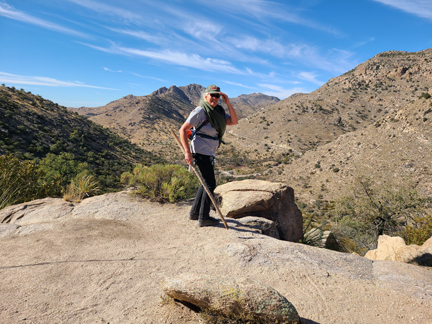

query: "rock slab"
xmin=161 ymin=273 xmax=300 ymax=324
xmin=214 ymin=180 xmax=303 ymax=242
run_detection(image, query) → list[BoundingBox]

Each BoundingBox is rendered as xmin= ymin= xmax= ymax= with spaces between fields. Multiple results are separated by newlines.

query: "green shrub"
xmin=400 ymin=215 xmax=432 ymax=246
xmin=419 ymin=92 xmax=431 ymax=99
xmin=39 ymin=152 xmax=89 ymax=190
xmin=121 ymin=164 xmax=199 ymax=203
xmin=330 ymin=176 xmax=431 ymax=254
xmin=0 ymin=155 xmax=53 ymax=210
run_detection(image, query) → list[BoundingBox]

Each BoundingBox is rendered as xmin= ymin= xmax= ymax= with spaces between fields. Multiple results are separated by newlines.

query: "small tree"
xmin=331 ymin=176 xmax=431 ymax=254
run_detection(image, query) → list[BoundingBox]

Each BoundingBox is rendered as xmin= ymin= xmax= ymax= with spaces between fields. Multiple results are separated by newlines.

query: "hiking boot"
xmin=189 ymin=213 xmax=199 ymax=220
xmin=198 ymin=216 xmax=219 ymax=227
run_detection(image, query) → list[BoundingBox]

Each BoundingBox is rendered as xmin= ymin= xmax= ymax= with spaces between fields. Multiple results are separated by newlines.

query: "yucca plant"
xmin=121 ymin=164 xmax=199 ymax=203
xmin=63 ymin=171 xmax=100 ymax=202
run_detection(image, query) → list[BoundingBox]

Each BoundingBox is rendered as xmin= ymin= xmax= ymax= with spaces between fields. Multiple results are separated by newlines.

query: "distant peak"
xmin=151 ymin=87 xmax=168 ymax=96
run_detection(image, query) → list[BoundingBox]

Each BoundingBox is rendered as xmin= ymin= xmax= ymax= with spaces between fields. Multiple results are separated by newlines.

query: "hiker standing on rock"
xmin=180 ymin=85 xmax=238 ymax=227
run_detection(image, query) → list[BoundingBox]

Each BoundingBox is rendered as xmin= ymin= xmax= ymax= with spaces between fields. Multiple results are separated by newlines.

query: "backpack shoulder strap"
xmin=188 ymin=118 xmax=208 ymax=140
xmin=195 ymin=118 xmax=208 ymax=133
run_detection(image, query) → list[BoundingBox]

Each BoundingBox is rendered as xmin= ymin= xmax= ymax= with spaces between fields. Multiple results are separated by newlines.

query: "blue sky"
xmin=1 ymin=0 xmax=431 ymax=108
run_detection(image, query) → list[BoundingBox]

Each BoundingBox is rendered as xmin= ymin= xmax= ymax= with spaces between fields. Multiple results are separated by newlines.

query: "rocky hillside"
xmin=0 ymin=85 xmax=164 ymax=187
xmin=70 ymin=84 xmax=279 ymax=159
xmin=229 ymin=49 xmax=432 ymax=154
xmin=222 ymin=48 xmax=432 ymax=201
xmin=269 ymin=93 xmax=432 ymax=202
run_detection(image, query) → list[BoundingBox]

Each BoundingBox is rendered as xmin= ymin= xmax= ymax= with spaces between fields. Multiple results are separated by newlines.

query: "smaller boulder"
xmin=214 ymin=180 xmax=303 ymax=242
xmin=365 ymin=235 xmax=432 ymax=267
xmin=161 ymin=273 xmax=299 ymax=324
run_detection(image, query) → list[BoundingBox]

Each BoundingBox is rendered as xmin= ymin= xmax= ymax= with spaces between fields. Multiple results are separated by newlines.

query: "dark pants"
xmin=190 ymin=153 xmax=216 ymax=220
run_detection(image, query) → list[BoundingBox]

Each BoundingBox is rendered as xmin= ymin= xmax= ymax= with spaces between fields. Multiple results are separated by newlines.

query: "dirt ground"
xmin=0 ymin=192 xmax=431 ymax=323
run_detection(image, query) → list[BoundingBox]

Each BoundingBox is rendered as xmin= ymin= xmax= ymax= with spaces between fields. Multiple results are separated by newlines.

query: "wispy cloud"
xmin=65 ymin=0 xmax=142 ymax=23
xmin=130 ymin=72 xmax=166 ymax=82
xmin=107 ymin=28 xmax=165 ymax=45
xmin=372 ymin=0 xmax=432 ymax=20
xmin=229 ymin=36 xmax=286 ymax=58
xmin=196 ymin=0 xmax=342 ymax=36
xmin=223 ymin=81 xmax=255 ymax=89
xmin=120 ymin=47 xmax=242 ymax=74
xmin=258 ymin=84 xmax=306 ymax=99
xmin=0 ymin=72 xmax=117 ymax=89
xmin=352 ymin=37 xmax=376 ymax=48
xmin=183 ymin=21 xmax=223 ymax=40
xmin=298 ymin=72 xmax=324 ymax=86
xmin=103 ymin=67 xmax=122 ymax=73
xmin=0 ymin=2 xmax=88 ymax=37
xmin=292 ymin=47 xmax=356 ymax=74
xmin=79 ymin=42 xmax=243 ymax=74
xmin=227 ymin=36 xmax=356 ymax=74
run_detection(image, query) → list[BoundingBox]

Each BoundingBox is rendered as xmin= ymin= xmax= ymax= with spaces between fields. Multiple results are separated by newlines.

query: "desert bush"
xmin=0 ymin=155 xmax=54 ymax=210
xmin=419 ymin=92 xmax=431 ymax=99
xmin=330 ymin=176 xmax=431 ymax=254
xmin=39 ymin=152 xmax=89 ymax=190
xmin=63 ymin=171 xmax=100 ymax=202
xmin=121 ymin=164 xmax=199 ymax=203
xmin=400 ymin=215 xmax=432 ymax=246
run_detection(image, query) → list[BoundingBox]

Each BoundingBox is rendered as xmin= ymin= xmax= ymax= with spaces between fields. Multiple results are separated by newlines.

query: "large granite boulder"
xmin=161 ymin=273 xmax=300 ymax=324
xmin=365 ymin=235 xmax=432 ymax=267
xmin=214 ymin=180 xmax=303 ymax=242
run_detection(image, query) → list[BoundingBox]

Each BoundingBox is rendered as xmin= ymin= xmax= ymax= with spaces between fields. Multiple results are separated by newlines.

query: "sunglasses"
xmin=210 ymin=93 xmax=220 ymax=99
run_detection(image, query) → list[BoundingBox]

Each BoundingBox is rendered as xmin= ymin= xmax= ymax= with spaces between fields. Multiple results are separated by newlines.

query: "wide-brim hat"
xmin=206 ymin=84 xmax=220 ymax=94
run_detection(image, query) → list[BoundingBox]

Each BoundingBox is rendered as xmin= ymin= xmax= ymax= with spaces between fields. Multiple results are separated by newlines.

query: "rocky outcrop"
xmin=161 ymin=273 xmax=299 ymax=324
xmin=0 ymin=197 xmax=74 ymax=225
xmin=365 ymin=235 xmax=432 ymax=267
xmin=1 ymin=191 xmax=432 ymax=323
xmin=214 ymin=180 xmax=303 ymax=242
xmin=0 ymin=191 xmax=145 ymax=237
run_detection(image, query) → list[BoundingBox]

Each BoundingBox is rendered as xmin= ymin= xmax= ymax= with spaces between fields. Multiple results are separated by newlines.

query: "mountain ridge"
xmin=69 ymin=84 xmax=280 ymax=158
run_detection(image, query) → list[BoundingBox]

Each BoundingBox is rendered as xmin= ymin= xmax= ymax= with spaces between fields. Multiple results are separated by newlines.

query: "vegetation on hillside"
xmin=299 ymin=175 xmax=432 ymax=255
xmin=0 ymin=85 xmax=165 ymax=210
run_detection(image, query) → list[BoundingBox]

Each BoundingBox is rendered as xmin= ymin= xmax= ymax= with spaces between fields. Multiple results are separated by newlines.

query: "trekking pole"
xmin=170 ymin=129 xmax=229 ymax=230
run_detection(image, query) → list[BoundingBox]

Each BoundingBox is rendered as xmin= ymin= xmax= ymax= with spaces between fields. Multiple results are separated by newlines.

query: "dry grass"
xmin=63 ymin=173 xmax=99 ymax=202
